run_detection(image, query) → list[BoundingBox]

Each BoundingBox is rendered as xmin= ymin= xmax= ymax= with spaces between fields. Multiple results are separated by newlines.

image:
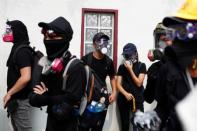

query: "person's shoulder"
xmin=138 ymin=61 xmax=146 ymax=67
xmin=16 ymin=46 xmax=33 ymax=58
xmin=104 ymin=55 xmax=113 ymax=64
xmin=148 ymin=61 xmax=161 ymax=70
xmin=81 ymin=52 xmax=92 ymax=59
xmin=118 ymin=64 xmax=124 ymax=70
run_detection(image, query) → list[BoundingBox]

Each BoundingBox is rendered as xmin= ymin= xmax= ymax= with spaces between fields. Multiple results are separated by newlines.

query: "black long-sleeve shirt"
xmin=29 ymin=60 xmax=86 ymax=113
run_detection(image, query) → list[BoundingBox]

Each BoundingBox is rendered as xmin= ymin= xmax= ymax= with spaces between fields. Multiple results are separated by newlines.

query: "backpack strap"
xmin=87 ymin=68 xmax=94 ymax=102
xmin=62 ymin=57 xmax=79 ymax=91
xmin=86 ymin=53 xmax=93 ymax=66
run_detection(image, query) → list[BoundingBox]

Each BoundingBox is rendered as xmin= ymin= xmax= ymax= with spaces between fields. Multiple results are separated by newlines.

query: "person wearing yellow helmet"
xmin=153 ymin=0 xmax=197 ymax=131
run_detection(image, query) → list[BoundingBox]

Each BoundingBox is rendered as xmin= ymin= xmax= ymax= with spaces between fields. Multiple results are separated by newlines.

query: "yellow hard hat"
xmin=175 ymin=0 xmax=197 ymax=20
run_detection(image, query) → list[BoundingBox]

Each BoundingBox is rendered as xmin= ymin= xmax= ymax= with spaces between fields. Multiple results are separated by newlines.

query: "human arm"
xmin=109 ymin=76 xmax=116 ymax=103
xmin=116 ymin=75 xmax=134 ymax=101
xmin=4 ymin=66 xmax=31 ymax=108
xmin=29 ymin=62 xmax=86 ymax=107
xmin=124 ymin=62 xmax=146 ymax=87
xmin=4 ymin=48 xmax=32 ymax=108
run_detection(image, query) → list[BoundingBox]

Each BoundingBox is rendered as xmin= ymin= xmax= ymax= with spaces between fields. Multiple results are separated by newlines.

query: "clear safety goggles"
xmin=165 ymin=23 xmax=197 ymax=42
xmin=3 ymin=25 xmax=12 ymax=35
xmin=41 ymin=29 xmax=59 ymax=38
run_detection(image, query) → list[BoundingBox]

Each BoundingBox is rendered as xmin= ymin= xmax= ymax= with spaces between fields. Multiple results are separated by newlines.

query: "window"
xmin=81 ymin=8 xmax=118 ymax=68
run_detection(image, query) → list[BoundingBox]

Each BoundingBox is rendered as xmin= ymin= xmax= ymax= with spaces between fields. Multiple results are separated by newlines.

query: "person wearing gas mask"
xmin=80 ymin=32 xmax=116 ymax=131
xmin=144 ymin=22 xmax=173 ymax=104
xmin=2 ymin=20 xmax=33 ymax=131
xmin=153 ymin=0 xmax=197 ymax=130
xmin=29 ymin=16 xmax=86 ymax=131
xmin=116 ymin=43 xmax=146 ymax=131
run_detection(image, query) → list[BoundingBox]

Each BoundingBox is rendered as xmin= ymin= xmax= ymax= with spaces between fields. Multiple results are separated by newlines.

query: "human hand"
xmin=124 ymin=60 xmax=133 ymax=70
xmin=109 ymin=92 xmax=116 ymax=103
xmin=125 ymin=92 xmax=133 ymax=101
xmin=3 ymin=93 xmax=12 ymax=108
xmin=33 ymin=82 xmax=48 ymax=95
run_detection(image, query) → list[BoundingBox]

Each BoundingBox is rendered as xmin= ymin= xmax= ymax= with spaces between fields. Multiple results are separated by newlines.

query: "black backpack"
xmin=13 ymin=45 xmax=44 ymax=91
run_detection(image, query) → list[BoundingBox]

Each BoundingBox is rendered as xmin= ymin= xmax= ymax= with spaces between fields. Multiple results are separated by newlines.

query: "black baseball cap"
xmin=93 ymin=32 xmax=109 ymax=43
xmin=122 ymin=43 xmax=137 ymax=55
xmin=38 ymin=16 xmax=73 ymax=36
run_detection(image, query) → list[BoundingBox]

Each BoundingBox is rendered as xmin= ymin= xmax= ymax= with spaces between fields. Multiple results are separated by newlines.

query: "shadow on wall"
xmin=0 ymin=109 xmax=12 ymax=131
xmin=103 ymin=102 xmax=121 ymax=131
xmin=31 ymin=107 xmax=47 ymax=131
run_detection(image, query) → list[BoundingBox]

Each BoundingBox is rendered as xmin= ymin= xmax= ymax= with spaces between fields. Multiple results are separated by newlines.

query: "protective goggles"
xmin=165 ymin=23 xmax=197 ymax=41
xmin=41 ymin=29 xmax=59 ymax=38
xmin=2 ymin=25 xmax=14 ymax=42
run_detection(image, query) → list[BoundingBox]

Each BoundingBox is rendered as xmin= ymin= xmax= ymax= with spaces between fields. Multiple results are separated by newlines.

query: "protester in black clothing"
xmin=80 ymin=32 xmax=116 ymax=131
xmin=144 ymin=23 xmax=172 ymax=103
xmin=29 ymin=16 xmax=86 ymax=131
xmin=117 ymin=43 xmax=146 ymax=131
xmin=2 ymin=20 xmax=33 ymax=131
xmin=154 ymin=14 xmax=197 ymax=131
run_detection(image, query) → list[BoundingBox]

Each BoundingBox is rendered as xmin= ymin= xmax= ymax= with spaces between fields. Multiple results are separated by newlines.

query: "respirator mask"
xmin=95 ymin=38 xmax=110 ymax=54
xmin=123 ymin=52 xmax=138 ymax=64
xmin=147 ymin=48 xmax=163 ymax=61
xmin=2 ymin=24 xmax=14 ymax=42
xmin=40 ymin=51 xmax=71 ymax=75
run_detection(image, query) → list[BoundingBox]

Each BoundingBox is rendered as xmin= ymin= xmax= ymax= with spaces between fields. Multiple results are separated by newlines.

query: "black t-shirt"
xmin=117 ymin=62 xmax=146 ymax=103
xmin=7 ymin=47 xmax=33 ymax=99
xmin=81 ymin=52 xmax=116 ymax=83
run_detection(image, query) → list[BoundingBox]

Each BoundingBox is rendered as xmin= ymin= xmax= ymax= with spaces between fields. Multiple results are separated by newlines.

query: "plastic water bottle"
xmin=87 ymin=101 xmax=97 ymax=113
xmin=95 ymin=102 xmax=105 ymax=113
xmin=87 ymin=100 xmax=105 ymax=113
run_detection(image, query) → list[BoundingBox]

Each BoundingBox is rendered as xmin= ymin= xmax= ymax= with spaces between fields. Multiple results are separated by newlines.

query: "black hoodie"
xmin=6 ymin=20 xmax=33 ymax=99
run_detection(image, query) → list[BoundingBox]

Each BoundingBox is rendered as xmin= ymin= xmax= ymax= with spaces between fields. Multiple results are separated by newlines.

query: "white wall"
xmin=0 ymin=0 xmax=184 ymax=131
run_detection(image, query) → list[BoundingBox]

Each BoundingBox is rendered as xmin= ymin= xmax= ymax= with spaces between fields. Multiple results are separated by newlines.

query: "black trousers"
xmin=117 ymin=94 xmax=143 ymax=131
xmin=117 ymin=95 xmax=132 ymax=131
xmin=78 ymin=110 xmax=107 ymax=131
xmin=46 ymin=114 xmax=78 ymax=131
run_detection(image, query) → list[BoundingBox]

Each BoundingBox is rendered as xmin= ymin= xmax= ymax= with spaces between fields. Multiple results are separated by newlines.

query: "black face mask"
xmin=44 ymin=39 xmax=69 ymax=60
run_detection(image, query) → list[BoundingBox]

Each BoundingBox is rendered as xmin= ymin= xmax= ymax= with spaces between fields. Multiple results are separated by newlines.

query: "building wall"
xmin=0 ymin=0 xmax=184 ymax=131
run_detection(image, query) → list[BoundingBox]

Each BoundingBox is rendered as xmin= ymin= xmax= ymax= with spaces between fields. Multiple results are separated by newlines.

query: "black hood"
xmin=7 ymin=20 xmax=29 ymax=44
xmin=6 ymin=20 xmax=30 ymax=66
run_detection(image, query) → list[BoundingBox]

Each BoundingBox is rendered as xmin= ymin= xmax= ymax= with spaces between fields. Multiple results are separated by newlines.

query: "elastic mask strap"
xmin=186 ymin=69 xmax=195 ymax=91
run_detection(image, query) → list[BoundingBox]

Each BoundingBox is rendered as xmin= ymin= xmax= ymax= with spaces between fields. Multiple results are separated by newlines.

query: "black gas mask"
xmin=95 ymin=38 xmax=110 ymax=54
